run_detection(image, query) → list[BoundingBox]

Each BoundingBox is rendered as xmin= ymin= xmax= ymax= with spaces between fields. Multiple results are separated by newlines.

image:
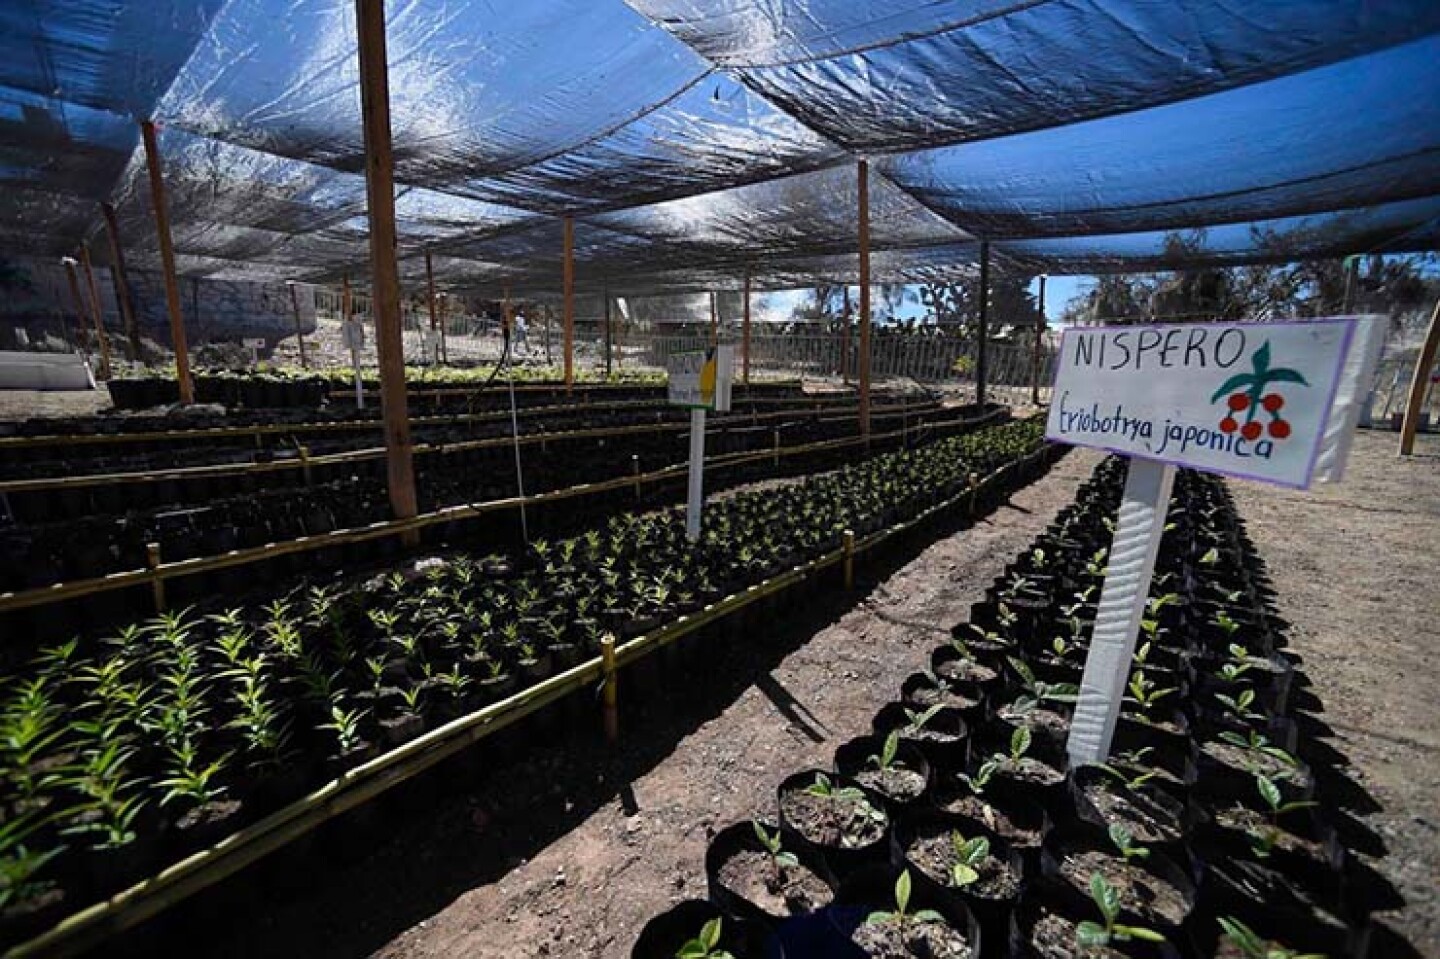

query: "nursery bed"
xmin=87 ymin=449 xmax=1099 ymax=959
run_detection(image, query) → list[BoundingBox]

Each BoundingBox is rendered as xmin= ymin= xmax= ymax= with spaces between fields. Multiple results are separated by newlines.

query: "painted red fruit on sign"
xmin=1227 ymin=393 xmax=1249 ymax=411
xmin=1269 ymin=419 xmax=1291 ymax=439
xmin=1241 ymin=421 xmax=1263 ymax=441
xmin=1219 ymin=417 xmax=1238 ymax=434
xmin=1262 ymin=393 xmax=1284 ymax=412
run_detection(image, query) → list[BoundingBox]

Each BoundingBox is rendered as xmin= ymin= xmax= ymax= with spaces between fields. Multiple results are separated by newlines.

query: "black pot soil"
xmin=1194 ymin=857 xmax=1356 ymax=958
xmin=1009 ymin=899 xmax=1185 ymax=959
xmin=1040 ymin=829 xmax=1197 ymax=936
xmin=932 ymin=777 xmax=1051 ymax=871
xmin=872 ymin=703 xmax=970 ymax=774
xmin=893 ymin=809 xmax=1024 ymax=958
xmin=631 ymin=899 xmax=770 ymax=959
xmin=830 ymin=864 xmax=982 ymax=959
xmin=706 ymin=820 xmax=839 ymax=925
xmin=778 ymin=770 xmax=891 ymax=878
xmin=833 ymin=734 xmax=933 ymax=812
xmin=1069 ymin=766 xmax=1195 ymax=853
xmin=901 ymin=672 xmax=987 ymax=718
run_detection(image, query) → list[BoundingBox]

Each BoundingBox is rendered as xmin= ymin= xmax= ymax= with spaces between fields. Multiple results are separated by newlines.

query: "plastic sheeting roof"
xmin=3 ymin=0 xmax=1439 ymax=294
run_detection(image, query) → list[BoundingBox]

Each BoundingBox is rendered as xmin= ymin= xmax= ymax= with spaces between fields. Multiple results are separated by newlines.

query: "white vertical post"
xmin=686 ymin=407 xmax=706 ymax=541
xmin=1067 ymin=458 xmax=1175 ymax=766
xmin=351 ymin=340 xmax=364 ymax=410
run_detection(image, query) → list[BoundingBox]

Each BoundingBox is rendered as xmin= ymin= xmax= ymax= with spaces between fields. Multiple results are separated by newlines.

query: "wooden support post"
xmin=562 ymin=216 xmax=575 ymax=392
xmin=843 ymin=529 xmax=855 ymax=590
xmin=146 ymin=542 xmax=166 ymax=613
xmin=976 ymin=241 xmax=990 ymax=409
xmin=603 ymin=289 xmax=613 ymax=378
xmin=842 ymin=285 xmax=852 ymax=384
xmin=79 ymin=244 xmax=112 ymax=379
xmin=773 ymin=428 xmax=781 ymax=466
xmin=140 ymin=119 xmax=194 ymax=404
xmin=342 ymin=273 xmax=352 ymax=326
xmin=100 ymin=202 xmax=141 ymax=362
xmin=355 ymin=0 xmax=419 ymax=536
xmin=1399 ymin=298 xmax=1440 ymax=456
xmin=61 ymin=259 xmax=90 ymax=353
xmin=1033 ymin=274 xmax=1046 ymax=406
xmin=709 ymin=290 xmax=718 ymax=346
xmin=857 ymin=159 xmax=873 ymax=438
xmin=631 ymin=454 xmax=641 ymax=500
xmin=601 ymin=634 xmax=619 ymax=744
xmin=742 ymin=272 xmax=752 ymax=385
xmin=299 ymin=446 xmax=313 ymax=487
xmin=288 ymin=282 xmax=309 ymax=369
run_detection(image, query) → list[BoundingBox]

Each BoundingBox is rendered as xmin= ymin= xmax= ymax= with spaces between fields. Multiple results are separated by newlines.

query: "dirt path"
xmin=1228 ymin=429 xmax=1440 ymax=956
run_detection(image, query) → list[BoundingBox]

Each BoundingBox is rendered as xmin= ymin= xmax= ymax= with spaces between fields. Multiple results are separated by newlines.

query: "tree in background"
xmin=1060 ymin=228 xmax=1438 ymax=332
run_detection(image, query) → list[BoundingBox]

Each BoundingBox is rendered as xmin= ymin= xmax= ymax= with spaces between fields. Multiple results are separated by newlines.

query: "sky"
xmin=760 ymin=274 xmax=1094 ymax=326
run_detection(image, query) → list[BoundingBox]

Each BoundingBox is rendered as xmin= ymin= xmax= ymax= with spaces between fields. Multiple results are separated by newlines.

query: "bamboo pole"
xmin=100 ymin=201 xmax=140 ymax=362
xmin=603 ymin=289 xmax=613 ymax=378
xmin=355 ymin=0 xmax=418 ymax=533
xmin=61 ymin=258 xmax=90 ymax=354
xmin=858 ymin=159 xmax=872 ymax=438
xmin=1399 ymin=298 xmax=1440 ymax=456
xmin=1032 ymin=274 xmax=1046 ymax=406
xmin=563 ymin=216 xmax=575 ymax=391
xmin=843 ymin=528 xmax=855 ymax=590
xmin=976 ymin=241 xmax=990 ymax=408
xmin=342 ymin=273 xmax=352 ymax=326
xmin=709 ymin=290 xmax=718 ymax=346
xmin=742 ymin=272 xmax=752 ymax=385
xmin=601 ymin=635 xmax=619 ymax=743
xmin=139 ymin=120 xmax=194 ymax=404
xmin=78 ymin=244 xmax=112 ymax=379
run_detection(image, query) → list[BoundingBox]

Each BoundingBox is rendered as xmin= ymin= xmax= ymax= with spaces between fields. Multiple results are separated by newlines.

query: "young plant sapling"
xmin=1216 ymin=916 xmax=1326 ymax=959
xmin=674 ymin=916 xmax=734 ymax=959
xmin=865 ymin=869 xmax=946 ymax=929
xmin=1075 ymin=873 xmax=1166 ymax=950
xmin=949 ymin=832 xmax=990 ymax=888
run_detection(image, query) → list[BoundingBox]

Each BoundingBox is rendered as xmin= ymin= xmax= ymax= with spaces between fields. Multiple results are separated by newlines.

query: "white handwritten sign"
xmin=1046 ymin=319 xmax=1355 ymax=489
xmin=667 ymin=346 xmax=734 ymax=412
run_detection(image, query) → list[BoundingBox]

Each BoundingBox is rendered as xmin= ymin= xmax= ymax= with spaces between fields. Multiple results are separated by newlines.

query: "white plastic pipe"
xmin=686 ymin=407 xmax=705 ymax=541
xmin=350 ymin=341 xmax=364 ymax=410
xmin=1066 ymin=458 xmax=1175 ymax=766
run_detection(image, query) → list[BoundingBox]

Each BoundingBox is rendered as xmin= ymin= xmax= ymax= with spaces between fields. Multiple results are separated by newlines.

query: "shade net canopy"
xmin=1 ymin=0 xmax=1437 ymax=295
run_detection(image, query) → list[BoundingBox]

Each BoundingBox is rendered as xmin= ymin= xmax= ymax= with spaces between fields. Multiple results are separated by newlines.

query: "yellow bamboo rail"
xmin=0 ymin=399 xmax=950 ymax=494
xmin=0 ymin=410 xmax=1007 ymax=615
xmin=3 ymin=440 xmax=1056 ymax=959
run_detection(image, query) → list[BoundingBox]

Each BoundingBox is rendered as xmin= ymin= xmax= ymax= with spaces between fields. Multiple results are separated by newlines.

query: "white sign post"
xmin=243 ymin=337 xmax=266 ymax=367
xmin=668 ymin=346 xmax=734 ymax=542
xmin=1048 ymin=317 xmax=1381 ymax=765
xmin=341 ymin=318 xmax=366 ymax=410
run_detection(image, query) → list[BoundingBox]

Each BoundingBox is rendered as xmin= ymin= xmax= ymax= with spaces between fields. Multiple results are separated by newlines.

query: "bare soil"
xmin=904 ymin=828 xmax=1020 ymax=902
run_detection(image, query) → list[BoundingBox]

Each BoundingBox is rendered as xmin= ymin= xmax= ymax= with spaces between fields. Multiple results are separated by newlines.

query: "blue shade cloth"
xmin=880 ymin=35 xmax=1440 ymax=239
xmin=1 ymin=0 xmax=1437 ymax=291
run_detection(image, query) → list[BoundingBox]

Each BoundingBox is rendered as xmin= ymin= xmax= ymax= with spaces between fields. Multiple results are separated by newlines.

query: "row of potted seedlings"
xmin=638 ymin=457 xmax=1360 ymax=958
xmin=0 ymin=418 xmax=1047 ymax=949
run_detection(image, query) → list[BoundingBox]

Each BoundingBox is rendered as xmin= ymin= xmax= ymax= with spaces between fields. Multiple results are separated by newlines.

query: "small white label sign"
xmin=243 ymin=338 xmax=266 ymax=349
xmin=1046 ymin=319 xmax=1355 ymax=489
xmin=668 ymin=346 xmax=734 ymax=412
